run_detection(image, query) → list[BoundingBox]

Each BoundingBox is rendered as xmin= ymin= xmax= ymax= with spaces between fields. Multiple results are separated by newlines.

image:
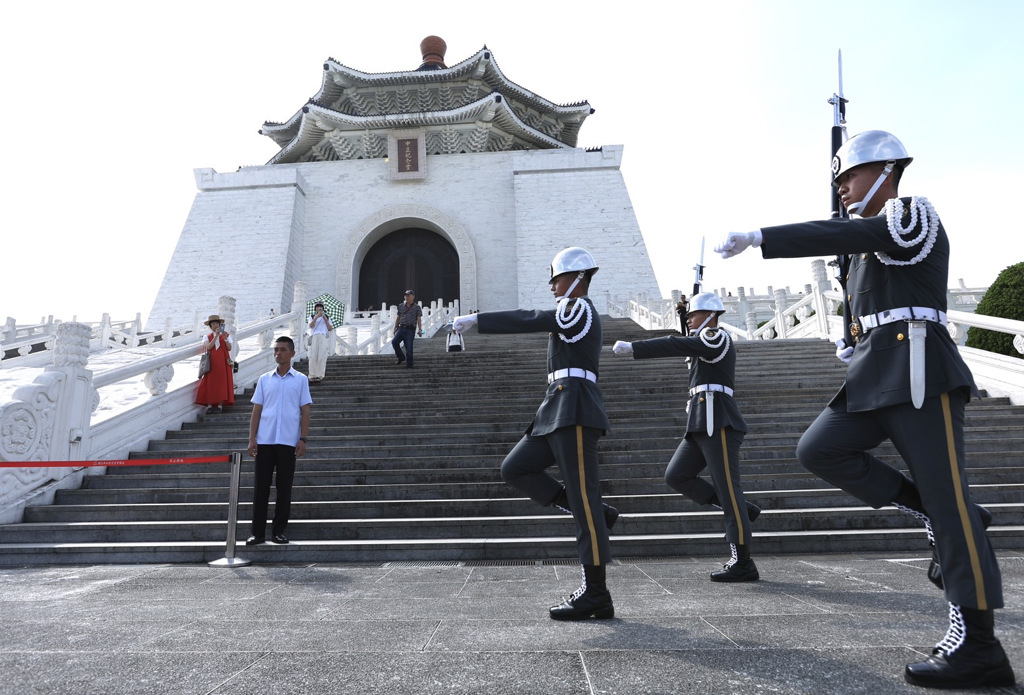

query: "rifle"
xmin=692 ymin=236 xmax=705 ymax=297
xmin=828 ymin=50 xmax=855 ymax=346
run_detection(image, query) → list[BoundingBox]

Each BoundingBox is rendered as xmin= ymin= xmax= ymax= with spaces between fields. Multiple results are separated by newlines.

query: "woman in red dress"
xmin=196 ymin=314 xmax=235 ymax=413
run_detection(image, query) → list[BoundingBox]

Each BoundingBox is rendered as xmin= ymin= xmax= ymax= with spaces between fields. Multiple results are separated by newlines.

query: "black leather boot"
xmin=707 ymin=492 xmax=761 ymax=522
xmin=549 ymin=564 xmax=615 ymax=621
xmin=552 ymin=487 xmax=619 ymax=530
xmin=710 ymin=543 xmax=759 ymax=582
xmin=891 ymin=478 xmax=992 ymax=590
xmin=904 ymin=604 xmax=1015 ymax=689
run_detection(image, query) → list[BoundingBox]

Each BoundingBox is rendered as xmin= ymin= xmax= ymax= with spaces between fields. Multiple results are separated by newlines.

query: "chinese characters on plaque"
xmin=388 ymin=130 xmax=427 ymax=180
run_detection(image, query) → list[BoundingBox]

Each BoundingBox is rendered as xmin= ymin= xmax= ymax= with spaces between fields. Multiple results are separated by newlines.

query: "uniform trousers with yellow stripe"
xmin=796 ymin=389 xmax=1003 ymax=610
xmin=667 ymin=428 xmax=752 ymax=546
xmin=501 ymin=425 xmax=611 ymax=566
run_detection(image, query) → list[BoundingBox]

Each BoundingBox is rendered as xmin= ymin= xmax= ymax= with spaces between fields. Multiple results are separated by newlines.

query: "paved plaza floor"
xmin=1 ymin=552 xmax=1021 ymax=694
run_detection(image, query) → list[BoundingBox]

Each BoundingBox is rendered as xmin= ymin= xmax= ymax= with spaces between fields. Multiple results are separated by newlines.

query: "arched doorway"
xmin=358 ymin=228 xmax=460 ymax=310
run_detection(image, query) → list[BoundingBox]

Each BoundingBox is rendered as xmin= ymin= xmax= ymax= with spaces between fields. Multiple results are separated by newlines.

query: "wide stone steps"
xmin=1 ymin=325 xmax=1022 ymax=565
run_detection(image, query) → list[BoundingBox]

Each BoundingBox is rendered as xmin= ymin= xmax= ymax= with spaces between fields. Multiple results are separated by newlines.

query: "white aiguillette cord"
xmin=554 ymin=273 xmax=592 ymax=344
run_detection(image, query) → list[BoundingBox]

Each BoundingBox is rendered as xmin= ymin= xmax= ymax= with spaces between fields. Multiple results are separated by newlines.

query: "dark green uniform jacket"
xmin=759 ymin=197 xmax=977 ymax=412
xmin=631 ymin=330 xmax=747 ymax=434
xmin=477 ymin=297 xmax=611 ymax=437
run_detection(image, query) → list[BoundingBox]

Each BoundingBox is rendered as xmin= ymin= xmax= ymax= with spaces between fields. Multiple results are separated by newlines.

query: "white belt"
xmin=689 ymin=384 xmax=734 ymax=397
xmin=548 ymin=368 xmax=597 ymax=384
xmin=858 ymin=306 xmax=947 ymax=331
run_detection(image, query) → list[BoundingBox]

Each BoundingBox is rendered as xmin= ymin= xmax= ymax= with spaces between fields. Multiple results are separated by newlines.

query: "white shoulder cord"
xmin=697 ymin=326 xmax=730 ymax=364
xmin=875 ymin=196 xmax=939 ymax=266
xmin=555 ymin=295 xmax=593 ymax=343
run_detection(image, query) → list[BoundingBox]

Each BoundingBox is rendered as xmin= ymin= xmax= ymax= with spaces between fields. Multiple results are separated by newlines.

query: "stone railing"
xmin=2 ymin=314 xmax=204 ymax=369
xmin=333 ymin=299 xmax=460 ymax=356
xmin=0 ymin=283 xmax=311 ymax=524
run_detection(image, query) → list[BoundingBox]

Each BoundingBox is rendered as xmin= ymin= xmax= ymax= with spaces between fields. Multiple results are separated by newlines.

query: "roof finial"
xmin=419 ymin=36 xmax=447 ymax=70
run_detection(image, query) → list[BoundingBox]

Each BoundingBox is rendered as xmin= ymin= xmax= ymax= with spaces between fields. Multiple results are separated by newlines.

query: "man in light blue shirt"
xmin=245 ymin=336 xmax=312 ymax=545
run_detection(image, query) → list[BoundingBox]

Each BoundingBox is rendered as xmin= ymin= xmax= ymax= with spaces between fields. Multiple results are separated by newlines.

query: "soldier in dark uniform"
xmin=613 ymin=292 xmax=761 ymax=582
xmin=715 ymin=130 xmax=1014 ymax=690
xmin=452 ymin=247 xmax=617 ymax=621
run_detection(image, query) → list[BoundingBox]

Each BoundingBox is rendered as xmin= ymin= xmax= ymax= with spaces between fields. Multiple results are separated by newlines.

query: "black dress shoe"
xmin=271 ymin=534 xmax=289 ymax=544
xmin=245 ymin=536 xmax=265 ymax=546
xmin=394 ymin=358 xmax=404 ymax=365
xmin=711 ymin=558 xmax=760 ymax=583
xmin=550 ymin=591 xmax=614 ymax=621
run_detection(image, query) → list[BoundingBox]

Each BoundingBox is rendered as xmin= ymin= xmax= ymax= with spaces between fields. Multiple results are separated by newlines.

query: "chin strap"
xmin=845 ymin=161 xmax=895 ymax=216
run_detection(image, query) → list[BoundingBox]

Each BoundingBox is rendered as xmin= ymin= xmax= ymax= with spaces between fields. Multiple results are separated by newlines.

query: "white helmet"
xmin=687 ymin=292 xmax=725 ymax=315
xmin=550 ymin=247 xmax=598 ymax=280
xmin=831 ymin=130 xmax=912 ymax=186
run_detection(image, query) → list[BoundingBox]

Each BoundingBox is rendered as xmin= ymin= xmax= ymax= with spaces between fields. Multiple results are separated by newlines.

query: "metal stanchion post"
xmin=209 ymin=452 xmax=251 ymax=567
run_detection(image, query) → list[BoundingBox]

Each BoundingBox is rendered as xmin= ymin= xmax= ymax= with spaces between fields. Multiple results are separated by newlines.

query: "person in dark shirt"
xmin=392 ymin=290 xmax=423 ymax=369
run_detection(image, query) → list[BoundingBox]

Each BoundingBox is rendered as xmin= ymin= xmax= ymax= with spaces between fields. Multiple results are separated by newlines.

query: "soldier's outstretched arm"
xmin=715 ymin=230 xmax=763 ymax=259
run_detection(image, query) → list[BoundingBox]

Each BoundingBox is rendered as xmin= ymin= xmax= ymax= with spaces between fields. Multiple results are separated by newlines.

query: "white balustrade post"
xmin=100 ymin=313 xmax=112 ymax=350
xmin=745 ymin=311 xmax=759 ymax=339
xmin=2 ymin=317 xmax=16 ymax=344
xmin=346 ymin=326 xmax=358 ymax=356
xmin=773 ymin=288 xmax=790 ymax=339
xmin=810 ymin=259 xmax=832 ymax=339
xmin=292 ymin=282 xmax=308 ymax=359
xmin=217 ymin=295 xmax=238 ymax=362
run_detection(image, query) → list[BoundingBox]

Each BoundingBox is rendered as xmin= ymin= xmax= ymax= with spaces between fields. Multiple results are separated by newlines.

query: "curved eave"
xmin=266 ymin=94 xmax=569 ymax=166
xmin=319 ymin=48 xmax=591 ymax=118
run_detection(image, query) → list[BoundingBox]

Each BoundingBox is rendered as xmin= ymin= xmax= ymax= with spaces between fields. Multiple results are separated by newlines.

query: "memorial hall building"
xmin=147 ymin=37 xmax=660 ymax=327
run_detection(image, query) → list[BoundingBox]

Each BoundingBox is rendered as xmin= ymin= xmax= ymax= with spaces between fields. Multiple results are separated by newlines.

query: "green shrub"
xmin=965 ymin=262 xmax=1024 ymax=359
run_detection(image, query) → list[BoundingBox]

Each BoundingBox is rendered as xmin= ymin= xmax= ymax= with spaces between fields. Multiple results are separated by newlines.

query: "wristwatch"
xmin=299 ymin=437 xmax=307 ymax=442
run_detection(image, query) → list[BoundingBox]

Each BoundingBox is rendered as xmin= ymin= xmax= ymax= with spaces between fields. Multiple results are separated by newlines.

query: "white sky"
xmin=2 ymin=0 xmax=1022 ymax=324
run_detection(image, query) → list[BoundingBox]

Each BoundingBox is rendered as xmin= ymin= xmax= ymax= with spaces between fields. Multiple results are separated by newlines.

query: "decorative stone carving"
xmin=52 ymin=322 xmax=92 ymax=368
xmin=144 ymin=365 xmax=175 ymax=396
xmin=0 ymin=372 xmax=60 ymax=461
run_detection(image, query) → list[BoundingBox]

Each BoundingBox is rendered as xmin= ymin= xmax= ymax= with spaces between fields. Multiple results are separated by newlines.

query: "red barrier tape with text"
xmin=0 ymin=456 xmax=232 ymax=468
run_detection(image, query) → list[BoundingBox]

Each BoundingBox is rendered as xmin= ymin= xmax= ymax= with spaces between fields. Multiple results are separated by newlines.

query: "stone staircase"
xmin=1 ymin=317 xmax=1021 ymax=565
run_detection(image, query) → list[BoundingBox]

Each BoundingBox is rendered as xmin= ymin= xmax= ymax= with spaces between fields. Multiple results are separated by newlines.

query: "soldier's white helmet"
xmin=687 ymin=292 xmax=725 ymax=315
xmin=831 ymin=130 xmax=912 ymax=186
xmin=550 ymin=247 xmax=598 ymax=280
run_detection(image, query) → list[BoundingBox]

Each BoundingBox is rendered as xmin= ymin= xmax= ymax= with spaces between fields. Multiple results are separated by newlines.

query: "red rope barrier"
xmin=0 ymin=455 xmax=233 ymax=468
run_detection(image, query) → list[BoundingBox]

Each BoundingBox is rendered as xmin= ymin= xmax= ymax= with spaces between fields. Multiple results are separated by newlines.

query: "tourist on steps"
xmin=195 ymin=314 xmax=234 ymax=414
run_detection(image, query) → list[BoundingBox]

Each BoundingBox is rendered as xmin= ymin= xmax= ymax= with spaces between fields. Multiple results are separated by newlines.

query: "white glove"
xmin=612 ymin=340 xmax=633 ymax=356
xmin=835 ymin=338 xmax=854 ymax=364
xmin=451 ymin=314 xmax=478 ymax=334
xmin=714 ymin=230 xmax=763 ymax=259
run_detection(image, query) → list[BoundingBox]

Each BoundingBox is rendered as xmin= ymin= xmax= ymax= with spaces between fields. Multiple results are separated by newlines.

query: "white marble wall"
xmin=146 ymin=146 xmax=660 ymax=329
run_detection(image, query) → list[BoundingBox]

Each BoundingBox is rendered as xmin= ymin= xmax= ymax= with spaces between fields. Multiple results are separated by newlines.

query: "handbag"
xmin=198 ymin=351 xmax=211 ymax=378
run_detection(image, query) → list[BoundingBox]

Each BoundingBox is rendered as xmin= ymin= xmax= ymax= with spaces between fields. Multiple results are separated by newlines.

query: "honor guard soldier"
xmin=452 ymin=247 xmax=618 ymax=620
xmin=716 ymin=130 xmax=1014 ymax=689
xmin=613 ymin=292 xmax=761 ymax=582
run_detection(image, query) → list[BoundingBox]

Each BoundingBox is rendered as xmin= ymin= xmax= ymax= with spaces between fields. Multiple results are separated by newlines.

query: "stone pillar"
xmin=774 ymin=288 xmax=790 ymax=339
xmin=292 ymin=282 xmax=308 ymax=358
xmin=745 ymin=311 xmax=759 ymax=338
xmin=0 ymin=322 xmax=95 ymax=467
xmin=2 ymin=317 xmax=16 ymax=344
xmin=217 ymin=295 xmax=238 ymax=362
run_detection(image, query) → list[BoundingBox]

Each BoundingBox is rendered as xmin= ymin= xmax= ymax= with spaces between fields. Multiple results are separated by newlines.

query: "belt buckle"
xmin=848 ymin=319 xmax=862 ymax=344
